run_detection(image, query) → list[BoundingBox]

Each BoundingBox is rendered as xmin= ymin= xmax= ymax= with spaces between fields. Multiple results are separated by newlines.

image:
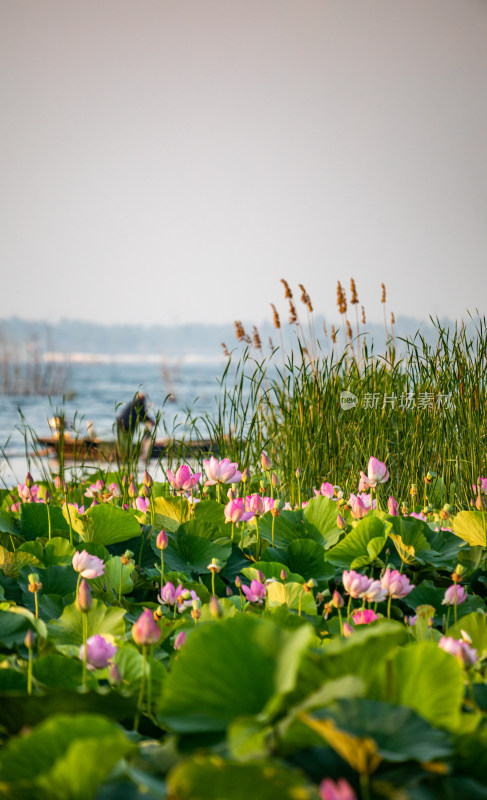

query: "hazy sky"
xmin=1 ymin=0 xmax=486 ymax=327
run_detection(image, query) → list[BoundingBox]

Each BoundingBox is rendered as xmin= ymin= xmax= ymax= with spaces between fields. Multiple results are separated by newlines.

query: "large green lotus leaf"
xmin=453 ymin=511 xmax=487 ymax=548
xmin=20 ymin=503 xmax=69 ymax=541
xmin=44 ymin=537 xmax=76 ymax=566
xmin=447 ymin=612 xmax=487 ymax=659
xmin=303 ymin=496 xmax=342 ymax=549
xmin=405 ymin=580 xmax=485 ymax=622
xmin=387 ymin=516 xmax=431 ymax=565
xmin=193 ymin=500 xmax=226 ymax=532
xmin=454 ymin=727 xmax=487 ymax=785
xmin=90 ymin=556 xmax=135 ymax=599
xmin=319 ymin=622 xmax=408 ymax=685
xmin=0 ymin=713 xmax=134 ymax=800
xmin=0 ymin=689 xmax=137 ymax=735
xmin=303 ymin=698 xmax=452 ymax=764
xmin=0 ymin=545 xmax=42 ymax=577
xmin=241 ymin=563 xmax=304 ymax=584
xmin=177 ymin=518 xmax=223 ymax=541
xmin=68 ymin=503 xmax=141 ymax=546
xmin=0 ymin=669 xmax=28 ymax=692
xmin=424 ymin=526 xmax=462 ymax=570
xmin=48 ymin=599 xmax=126 ymax=646
xmin=17 ymin=540 xmax=44 ymax=563
xmin=325 ymin=516 xmax=388 ymax=569
xmin=286 ymin=539 xmax=335 ymax=584
xmin=227 ymin=716 xmax=274 ymax=761
xmin=113 ymin=644 xmax=166 ymax=703
xmin=258 ymin=510 xmax=311 ymax=548
xmin=266 ymin=581 xmax=317 ymax=616
xmin=166 ymin=756 xmax=319 ymax=800
xmin=158 ymin=532 xmax=231 ymax=576
xmin=19 ymin=564 xmax=77 ymax=598
xmin=32 ymin=654 xmax=90 ymax=689
xmin=0 ymin=608 xmax=36 ymax=648
xmin=371 ymin=641 xmax=464 ymax=732
xmin=158 ymin=615 xmax=312 ymax=732
xmin=152 ymin=496 xmax=190 ymax=531
xmin=0 ymin=510 xmax=19 ymax=535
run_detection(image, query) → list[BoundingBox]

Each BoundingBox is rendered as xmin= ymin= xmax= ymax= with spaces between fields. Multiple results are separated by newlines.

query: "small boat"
xmin=35 ymin=435 xmax=222 ymax=463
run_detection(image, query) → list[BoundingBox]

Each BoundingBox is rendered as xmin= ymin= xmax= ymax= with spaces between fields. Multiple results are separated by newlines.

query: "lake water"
xmin=0 ymin=356 xmax=226 ymax=487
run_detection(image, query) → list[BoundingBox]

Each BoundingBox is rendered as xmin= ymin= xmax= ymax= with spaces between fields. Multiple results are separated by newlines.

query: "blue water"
xmin=0 ymin=358 xmax=225 ymax=486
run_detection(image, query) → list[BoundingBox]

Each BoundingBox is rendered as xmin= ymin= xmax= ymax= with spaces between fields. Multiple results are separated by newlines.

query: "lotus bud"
xmin=156 ymin=530 xmax=168 ymax=550
xmin=128 ymin=480 xmax=137 ymax=499
xmin=143 ymin=470 xmax=153 ymax=487
xmin=76 ymin=578 xmax=92 ymax=612
xmin=209 ymin=595 xmax=222 ymax=619
xmin=280 ymin=569 xmax=287 ymax=581
xmin=225 ymin=586 xmax=233 ymax=596
xmin=44 ymin=490 xmax=51 ymax=505
xmin=25 ymin=472 xmax=34 ymax=489
xmin=122 ymin=474 xmax=129 ymax=488
xmin=256 ymin=570 xmax=265 ymax=583
xmin=476 ymin=493 xmax=484 ymax=511
xmin=54 ymin=475 xmax=62 ymax=490
xmin=337 ymin=513 xmax=347 ymax=530
xmin=342 ymin=623 xmax=354 ymax=638
xmin=108 ymin=663 xmax=122 ymax=685
xmin=174 ymin=631 xmax=187 ymax=650
xmin=261 ymin=452 xmax=271 ymax=471
xmin=295 ymin=467 xmax=302 ymax=479
xmin=235 ymin=575 xmax=242 ymax=589
xmin=332 ymin=589 xmax=344 ymax=608
xmin=227 ymin=488 xmax=236 ymax=501
xmin=271 ymin=472 xmax=278 ymax=487
xmin=387 ymin=497 xmax=399 ymax=516
xmin=141 ymin=483 xmax=151 ymax=498
xmin=24 ymin=628 xmax=35 ymax=649
xmin=241 ymin=468 xmax=249 ymax=484
xmin=132 ymin=608 xmax=161 ymax=646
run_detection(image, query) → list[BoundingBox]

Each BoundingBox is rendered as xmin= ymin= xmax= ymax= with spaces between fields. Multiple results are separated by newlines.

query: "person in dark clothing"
xmin=116 ymin=392 xmax=156 ymax=460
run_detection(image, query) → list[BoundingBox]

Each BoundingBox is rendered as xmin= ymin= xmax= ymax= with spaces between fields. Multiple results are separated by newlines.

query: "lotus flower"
xmin=352 ymin=609 xmax=380 ymax=625
xmin=438 ymin=635 xmax=477 ymax=666
xmin=72 ymin=551 xmax=105 ymax=579
xmin=442 ymin=584 xmax=467 ymax=606
xmin=132 ymin=608 xmax=161 ymax=646
xmin=133 ymin=496 xmax=150 ymax=512
xmin=167 ymin=465 xmax=201 ymax=493
xmin=242 ymin=579 xmax=266 ymax=604
xmin=380 ymin=568 xmax=414 ymax=598
xmin=342 ymin=570 xmax=373 ymax=599
xmin=361 ymin=580 xmax=388 ymax=604
xmin=350 ymin=494 xmax=368 ymax=520
xmin=320 ymin=778 xmax=357 ymax=800
xmin=360 ymin=457 xmax=389 ymax=489
xmin=204 ymin=457 xmax=242 ymax=485
xmin=246 ymin=493 xmax=265 ymax=516
xmin=387 ymin=496 xmax=399 ymax=516
xmin=224 ymin=497 xmax=245 ymax=523
xmin=79 ymin=634 xmax=117 ymax=669
xmin=174 ymin=631 xmax=187 ymax=650
xmin=314 ymin=482 xmax=335 ymax=499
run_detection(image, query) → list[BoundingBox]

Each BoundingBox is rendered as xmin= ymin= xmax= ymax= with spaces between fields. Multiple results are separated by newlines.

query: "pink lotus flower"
xmin=360 ymin=580 xmax=388 ymax=604
xmin=133 ymin=496 xmax=150 ymax=512
xmin=342 ymin=623 xmax=354 ymax=638
xmin=349 ymin=492 xmax=377 ymax=513
xmin=158 ymin=581 xmax=178 ymax=606
xmin=174 ymin=631 xmax=187 ymax=650
xmin=380 ymin=568 xmax=415 ymax=599
xmin=167 ymin=465 xmax=201 ymax=493
xmin=342 ymin=570 xmax=373 ymax=599
xmin=158 ymin=582 xmax=200 ymax=613
xmin=224 ymin=497 xmax=245 ymax=524
xmin=314 ymin=482 xmax=335 ymax=499
xmin=242 ymin=579 xmax=266 ymax=604
xmin=387 ymin=496 xmax=399 ymax=516
xmin=261 ymin=452 xmax=271 ymax=470
xmin=64 ymin=501 xmax=85 ymax=514
xmin=204 ymin=457 xmax=242 ymax=485
xmin=352 ymin=609 xmax=380 ymax=625
xmin=79 ymin=634 xmax=117 ymax=669
xmin=438 ymin=635 xmax=477 ymax=666
xmin=132 ymin=608 xmax=161 ymax=646
xmin=262 ymin=496 xmax=275 ymax=513
xmin=72 ymin=550 xmax=105 ymax=579
xmin=360 ymin=457 xmax=389 ymax=489
xmin=246 ymin=494 xmax=265 ymax=516
xmin=442 ymin=584 xmax=467 ymax=606
xmin=156 ymin=530 xmax=168 ymax=550
xmin=474 ymin=477 xmax=487 ymax=495
xmin=409 ymin=511 xmax=427 ymax=522
xmin=320 ymin=778 xmax=357 ymax=800
xmin=350 ymin=494 xmax=368 ymax=520
xmin=84 ymin=479 xmax=105 ymax=498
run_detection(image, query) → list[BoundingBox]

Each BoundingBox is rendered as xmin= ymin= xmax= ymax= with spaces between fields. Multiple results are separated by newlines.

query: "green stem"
xmin=231 ymin=522 xmax=235 ymax=543
xmin=118 ymin=564 xmax=123 ymax=604
xmin=360 ymin=772 xmax=371 ymax=800
xmin=211 ymin=571 xmax=216 ymax=596
xmin=134 ymin=644 xmax=147 ymax=732
xmin=271 ymin=514 xmax=275 ymax=547
xmin=147 ymin=644 xmax=153 ymax=717
xmin=76 ymin=573 xmax=81 ymax=602
xmin=347 ymin=593 xmax=352 ymax=623
xmin=82 ymin=613 xmax=88 ymax=690
xmin=387 ymin=595 xmax=392 ymax=620
xmin=34 ymin=591 xmax=38 ymax=619
xmin=27 ymin=647 xmax=33 ymax=696
xmin=337 ymin=606 xmax=343 ymax=636
xmin=65 ymin=497 xmax=74 ymax=545
xmin=46 ymin=502 xmax=52 ymax=540
xmin=160 ymin=549 xmax=164 ymax=587
xmin=138 ymin=530 xmax=145 ymax=569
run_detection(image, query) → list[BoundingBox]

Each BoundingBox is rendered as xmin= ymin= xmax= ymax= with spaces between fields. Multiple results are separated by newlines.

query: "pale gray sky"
xmin=1 ymin=0 xmax=486 ymax=326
